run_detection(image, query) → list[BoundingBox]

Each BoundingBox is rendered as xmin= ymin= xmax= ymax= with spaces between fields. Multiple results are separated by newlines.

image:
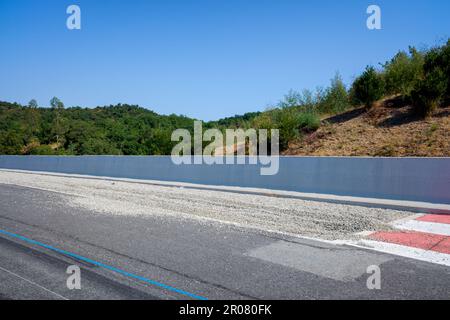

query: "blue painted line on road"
xmin=0 ymin=228 xmax=208 ymax=300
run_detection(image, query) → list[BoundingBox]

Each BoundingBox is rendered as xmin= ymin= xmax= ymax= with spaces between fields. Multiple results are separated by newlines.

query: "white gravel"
xmin=0 ymin=170 xmax=411 ymax=240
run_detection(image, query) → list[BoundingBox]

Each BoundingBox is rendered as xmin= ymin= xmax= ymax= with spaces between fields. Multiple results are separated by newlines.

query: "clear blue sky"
xmin=0 ymin=0 xmax=449 ymax=120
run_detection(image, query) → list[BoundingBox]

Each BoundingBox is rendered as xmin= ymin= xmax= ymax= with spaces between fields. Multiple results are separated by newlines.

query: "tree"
xmin=50 ymin=97 xmax=64 ymax=110
xmin=411 ymin=69 xmax=446 ymax=117
xmin=24 ymin=103 xmax=41 ymax=141
xmin=0 ymin=131 xmax=23 ymax=155
xmin=350 ymin=66 xmax=385 ymax=108
xmin=411 ymin=40 xmax=449 ymax=117
xmin=319 ymin=73 xmax=349 ymax=114
xmin=49 ymin=97 xmax=66 ymax=147
xmin=382 ymin=47 xmax=424 ymax=97
xmin=28 ymin=99 xmax=38 ymax=109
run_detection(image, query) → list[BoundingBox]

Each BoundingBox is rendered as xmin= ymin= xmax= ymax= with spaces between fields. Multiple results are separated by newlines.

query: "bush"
xmin=79 ymin=138 xmax=122 ymax=155
xmin=252 ymin=107 xmax=321 ymax=151
xmin=28 ymin=145 xmax=57 ymax=155
xmin=272 ymin=109 xmax=301 ymax=150
xmin=278 ymin=89 xmax=318 ymax=113
xmin=411 ymin=40 xmax=450 ymax=117
xmin=318 ymin=73 xmax=349 ymax=114
xmin=423 ymin=40 xmax=450 ymax=97
xmin=251 ymin=111 xmax=279 ymax=152
xmin=0 ymin=131 xmax=23 ymax=154
xmin=383 ymin=47 xmax=424 ymax=97
xmin=411 ymin=68 xmax=447 ymax=117
xmin=297 ymin=112 xmax=321 ymax=132
xmin=350 ymin=66 xmax=385 ymax=108
xmin=252 ymin=109 xmax=297 ymax=151
xmin=277 ymin=90 xmax=303 ymax=109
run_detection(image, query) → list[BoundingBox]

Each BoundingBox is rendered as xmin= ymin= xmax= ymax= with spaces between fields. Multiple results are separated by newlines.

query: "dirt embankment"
xmin=283 ymin=97 xmax=450 ymax=157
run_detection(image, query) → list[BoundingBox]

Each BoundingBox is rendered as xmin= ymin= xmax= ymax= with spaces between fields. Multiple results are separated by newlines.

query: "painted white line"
xmin=0 ymin=265 xmax=69 ymax=300
xmin=343 ymin=240 xmax=450 ymax=267
xmin=394 ymin=220 xmax=450 ymax=236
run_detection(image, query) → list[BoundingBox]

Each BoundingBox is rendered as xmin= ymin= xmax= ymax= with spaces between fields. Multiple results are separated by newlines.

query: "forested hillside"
xmin=0 ymin=102 xmax=193 ymax=155
xmin=0 ymin=100 xmax=258 ymax=155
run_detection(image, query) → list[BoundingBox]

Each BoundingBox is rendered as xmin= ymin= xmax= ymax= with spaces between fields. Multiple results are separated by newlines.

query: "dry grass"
xmin=283 ymin=97 xmax=450 ymax=157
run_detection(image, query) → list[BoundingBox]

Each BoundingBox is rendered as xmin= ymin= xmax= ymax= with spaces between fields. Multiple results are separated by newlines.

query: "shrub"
xmin=411 ymin=68 xmax=447 ymax=117
xmin=350 ymin=66 xmax=385 ymax=108
xmin=252 ymin=107 xmax=321 ymax=151
xmin=28 ymin=145 xmax=56 ymax=155
xmin=411 ymin=40 xmax=450 ymax=117
xmin=318 ymin=73 xmax=349 ymax=114
xmin=252 ymin=108 xmax=299 ymax=151
xmin=383 ymin=47 xmax=424 ymax=97
xmin=277 ymin=90 xmax=303 ymax=109
xmin=297 ymin=112 xmax=321 ymax=132
xmin=251 ymin=111 xmax=278 ymax=152
xmin=272 ymin=108 xmax=301 ymax=150
xmin=0 ymin=131 xmax=23 ymax=155
xmin=278 ymin=89 xmax=318 ymax=113
xmin=423 ymin=40 xmax=450 ymax=97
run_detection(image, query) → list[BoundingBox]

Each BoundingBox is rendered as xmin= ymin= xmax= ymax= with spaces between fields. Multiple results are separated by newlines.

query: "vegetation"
xmin=382 ymin=47 xmax=424 ymax=97
xmin=0 ymin=101 xmax=196 ymax=155
xmin=411 ymin=40 xmax=450 ymax=117
xmin=251 ymin=74 xmax=348 ymax=149
xmin=0 ymin=40 xmax=449 ymax=155
xmin=350 ymin=66 xmax=385 ymax=108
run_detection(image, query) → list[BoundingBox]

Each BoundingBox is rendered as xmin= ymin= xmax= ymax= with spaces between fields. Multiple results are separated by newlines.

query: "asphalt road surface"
xmin=0 ymin=173 xmax=449 ymax=299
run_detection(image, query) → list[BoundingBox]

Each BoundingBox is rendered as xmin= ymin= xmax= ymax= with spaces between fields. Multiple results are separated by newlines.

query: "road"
xmin=0 ymin=171 xmax=449 ymax=299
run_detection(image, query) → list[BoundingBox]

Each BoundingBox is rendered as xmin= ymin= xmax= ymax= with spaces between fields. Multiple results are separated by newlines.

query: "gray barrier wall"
xmin=0 ymin=155 xmax=449 ymax=204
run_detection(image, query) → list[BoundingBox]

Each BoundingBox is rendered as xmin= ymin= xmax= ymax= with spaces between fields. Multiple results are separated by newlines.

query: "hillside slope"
xmin=283 ymin=97 xmax=450 ymax=157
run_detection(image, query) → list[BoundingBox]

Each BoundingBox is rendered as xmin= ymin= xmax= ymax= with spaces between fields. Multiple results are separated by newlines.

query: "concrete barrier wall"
xmin=0 ymin=156 xmax=449 ymax=204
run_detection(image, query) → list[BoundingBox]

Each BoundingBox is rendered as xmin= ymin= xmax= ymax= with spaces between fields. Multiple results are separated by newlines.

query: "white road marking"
xmin=342 ymin=240 xmax=450 ymax=267
xmin=0 ymin=265 xmax=69 ymax=300
xmin=393 ymin=220 xmax=450 ymax=236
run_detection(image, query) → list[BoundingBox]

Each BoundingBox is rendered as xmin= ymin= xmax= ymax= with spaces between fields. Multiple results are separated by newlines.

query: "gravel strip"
xmin=0 ymin=171 xmax=411 ymax=240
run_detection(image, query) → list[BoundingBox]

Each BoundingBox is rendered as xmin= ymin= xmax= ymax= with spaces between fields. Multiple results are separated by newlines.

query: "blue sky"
xmin=0 ymin=0 xmax=449 ymax=120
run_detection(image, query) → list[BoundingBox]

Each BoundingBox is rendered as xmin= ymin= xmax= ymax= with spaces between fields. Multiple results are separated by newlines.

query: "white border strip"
xmin=343 ymin=240 xmax=450 ymax=267
xmin=394 ymin=220 xmax=450 ymax=236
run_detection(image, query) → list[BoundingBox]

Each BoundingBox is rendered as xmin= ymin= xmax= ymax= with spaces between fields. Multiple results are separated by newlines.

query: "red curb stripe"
xmin=417 ymin=214 xmax=450 ymax=225
xmin=433 ymin=237 xmax=450 ymax=255
xmin=370 ymin=231 xmax=450 ymax=254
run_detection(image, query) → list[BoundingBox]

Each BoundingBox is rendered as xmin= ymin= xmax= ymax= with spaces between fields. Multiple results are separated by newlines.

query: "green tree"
xmin=50 ymin=97 xmax=67 ymax=148
xmin=411 ymin=40 xmax=450 ymax=117
xmin=382 ymin=47 xmax=424 ymax=97
xmin=25 ymin=99 xmax=40 ymax=140
xmin=50 ymin=97 xmax=64 ymax=110
xmin=28 ymin=99 xmax=38 ymax=109
xmin=350 ymin=66 xmax=385 ymax=108
xmin=0 ymin=131 xmax=23 ymax=155
xmin=28 ymin=145 xmax=56 ymax=155
xmin=319 ymin=73 xmax=349 ymax=114
xmin=24 ymin=105 xmax=41 ymax=142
